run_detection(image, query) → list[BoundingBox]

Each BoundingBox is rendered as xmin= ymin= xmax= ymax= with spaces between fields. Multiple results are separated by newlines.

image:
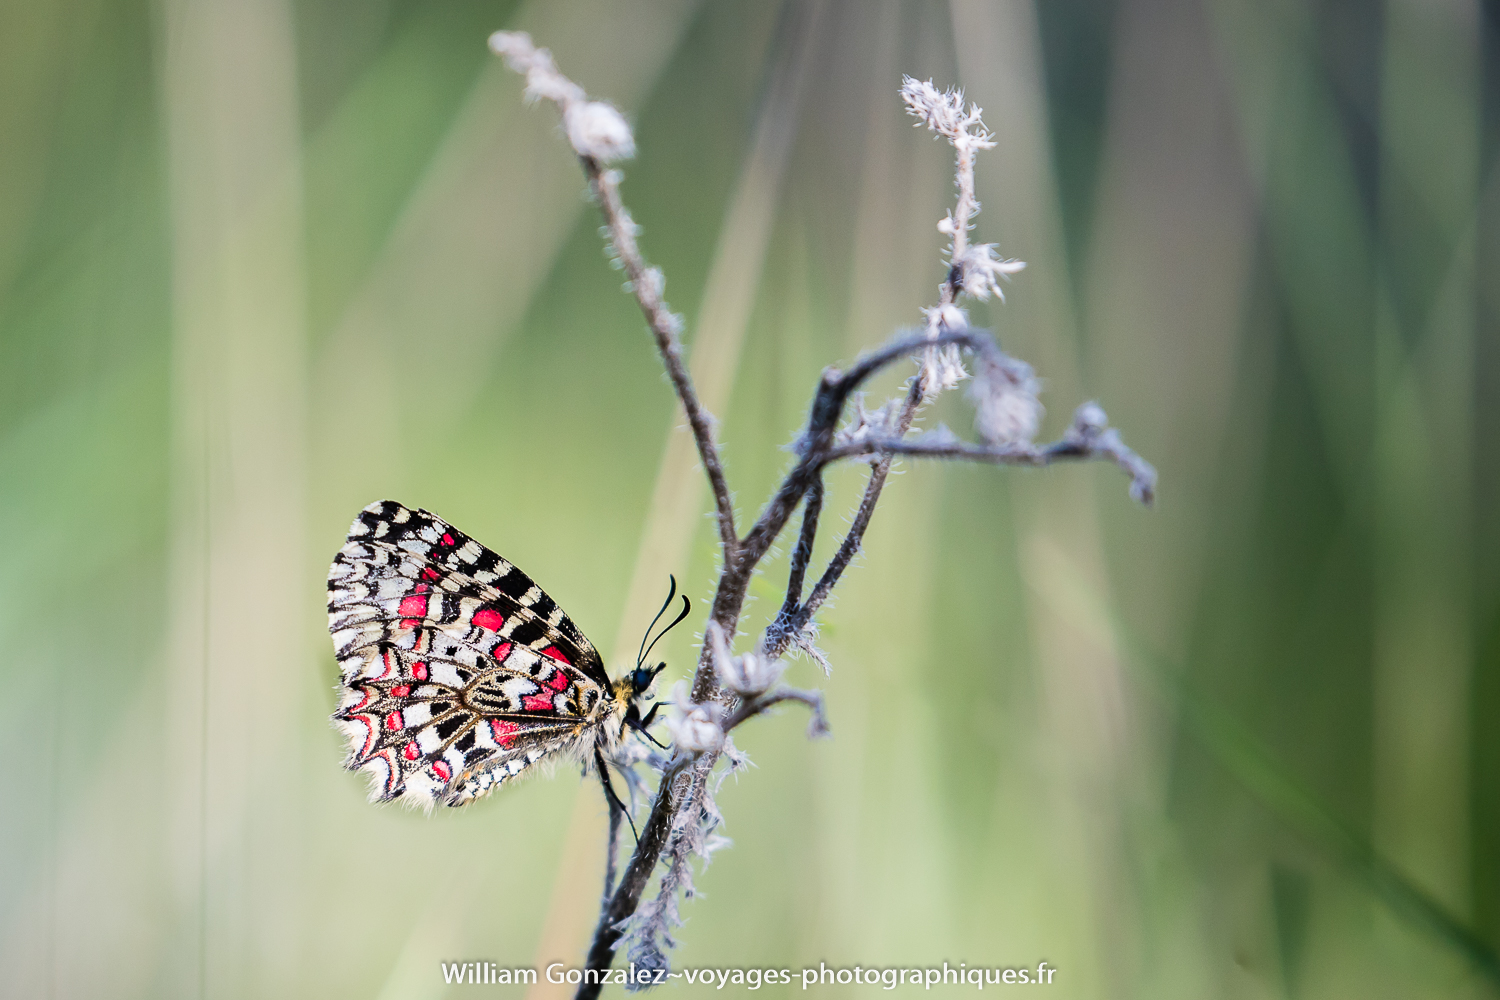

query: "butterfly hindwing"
xmin=444 ymin=720 xmax=586 ymax=807
xmin=332 ymin=636 xmax=596 ymax=805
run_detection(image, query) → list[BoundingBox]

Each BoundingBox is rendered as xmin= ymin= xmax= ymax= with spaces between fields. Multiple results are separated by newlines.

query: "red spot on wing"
xmin=411 ymin=661 xmax=428 ymax=681
xmin=473 ymin=608 xmax=505 ymax=632
xmin=403 ymin=741 xmax=420 ymax=761
xmin=523 ymin=695 xmax=554 ymax=712
xmin=491 ymin=640 xmax=513 ymax=662
xmin=442 ymin=533 xmax=455 ymax=546
xmin=541 ymin=645 xmax=571 ymax=665
xmin=398 ymin=594 xmax=428 ymax=619
xmin=384 ymin=710 xmax=403 ymax=731
xmin=421 ymin=566 xmax=441 ymax=582
xmin=548 ymin=670 xmax=570 ymax=692
xmin=352 ymin=688 xmax=373 ymax=711
xmin=490 ymin=719 xmax=519 ymax=746
xmin=390 ymin=684 xmax=410 ymax=698
xmin=432 ymin=761 xmax=451 ymax=783
xmin=378 ymin=649 xmax=396 ymax=679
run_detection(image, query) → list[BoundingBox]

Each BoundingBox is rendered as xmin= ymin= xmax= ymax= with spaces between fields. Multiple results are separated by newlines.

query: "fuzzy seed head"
xmin=972 ymin=354 xmax=1043 ymax=445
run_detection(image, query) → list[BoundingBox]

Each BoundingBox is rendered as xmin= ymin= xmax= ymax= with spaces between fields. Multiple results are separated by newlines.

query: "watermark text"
xmin=440 ymin=960 xmax=1057 ymax=989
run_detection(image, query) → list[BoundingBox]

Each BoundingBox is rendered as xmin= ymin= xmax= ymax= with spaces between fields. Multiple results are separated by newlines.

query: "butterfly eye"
xmin=632 ymin=666 xmax=654 ymax=692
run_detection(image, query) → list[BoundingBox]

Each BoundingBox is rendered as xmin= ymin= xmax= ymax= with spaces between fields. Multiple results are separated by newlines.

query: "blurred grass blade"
xmin=1028 ymin=537 xmax=1500 ymax=986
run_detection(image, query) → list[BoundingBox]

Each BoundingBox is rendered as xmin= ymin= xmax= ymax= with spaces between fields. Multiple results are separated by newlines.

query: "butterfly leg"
xmin=594 ymin=745 xmax=640 ymax=842
xmin=627 ymin=703 xmax=669 ymax=749
xmin=601 ymin=787 xmax=623 ymax=905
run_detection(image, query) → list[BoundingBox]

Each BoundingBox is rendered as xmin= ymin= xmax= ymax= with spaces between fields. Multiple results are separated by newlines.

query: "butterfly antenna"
xmin=640 ymin=594 xmax=691 ymax=669
xmin=636 ymin=575 xmax=679 ymax=669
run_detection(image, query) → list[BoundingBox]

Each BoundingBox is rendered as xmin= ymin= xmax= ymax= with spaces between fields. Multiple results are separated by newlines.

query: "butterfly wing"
xmin=329 ymin=500 xmax=607 ymax=685
xmin=328 ymin=500 xmax=611 ymax=807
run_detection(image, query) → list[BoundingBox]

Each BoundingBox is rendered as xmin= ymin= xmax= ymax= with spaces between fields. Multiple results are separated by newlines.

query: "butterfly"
xmin=327 ymin=500 xmax=686 ymax=813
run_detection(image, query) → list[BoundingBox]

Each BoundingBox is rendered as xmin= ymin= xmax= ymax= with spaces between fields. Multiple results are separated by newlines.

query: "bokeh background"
xmin=1 ymin=0 xmax=1497 ymax=996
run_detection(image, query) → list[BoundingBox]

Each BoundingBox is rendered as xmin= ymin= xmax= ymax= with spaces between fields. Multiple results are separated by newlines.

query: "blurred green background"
xmin=1 ymin=0 xmax=1497 ymax=997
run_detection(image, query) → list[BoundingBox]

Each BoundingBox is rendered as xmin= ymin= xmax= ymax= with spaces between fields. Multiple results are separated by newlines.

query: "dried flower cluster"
xmin=489 ymin=35 xmax=1155 ymax=999
xmin=900 ymin=76 xmax=1026 ymax=403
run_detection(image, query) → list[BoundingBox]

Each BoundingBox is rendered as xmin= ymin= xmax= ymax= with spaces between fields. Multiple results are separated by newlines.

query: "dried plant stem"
xmin=487 ymin=36 xmax=1154 ymax=998
xmin=581 ymin=755 xmax=695 ymax=989
xmin=601 ymin=799 xmax=624 ymax=908
xmin=828 ymin=429 xmax=1156 ymax=483
xmin=774 ymin=78 xmax=999 ymax=641
xmin=779 ymin=477 xmax=824 ymax=616
xmin=769 ymin=376 xmax=923 ymax=657
xmin=940 ymin=141 xmax=976 ymax=306
xmin=582 ymin=159 xmax=739 ymax=558
xmin=776 ymin=461 xmax=891 ymax=653
xmin=582 ymin=322 xmax=1142 ymax=993
xmin=721 ymin=686 xmax=828 ymax=735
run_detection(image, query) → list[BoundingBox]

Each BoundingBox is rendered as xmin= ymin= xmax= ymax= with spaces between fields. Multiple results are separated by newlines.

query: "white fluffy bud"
xmin=718 ymin=648 xmax=785 ymax=697
xmin=707 ymin=621 xmax=786 ymax=696
xmin=665 ymin=681 xmax=724 ymax=753
xmin=564 ymin=101 xmax=636 ymax=162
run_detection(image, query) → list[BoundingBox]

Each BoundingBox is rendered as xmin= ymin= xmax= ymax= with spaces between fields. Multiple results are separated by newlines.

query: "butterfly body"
xmin=327 ymin=500 xmax=656 ymax=809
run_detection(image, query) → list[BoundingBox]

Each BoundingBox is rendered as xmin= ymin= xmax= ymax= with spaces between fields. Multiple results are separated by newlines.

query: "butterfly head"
xmin=617 ymin=661 xmax=666 ymax=712
xmin=617 ymin=577 xmax=691 ymax=742
xmin=614 ymin=662 xmax=667 ymax=745
xmin=626 ymin=662 xmax=666 ymax=699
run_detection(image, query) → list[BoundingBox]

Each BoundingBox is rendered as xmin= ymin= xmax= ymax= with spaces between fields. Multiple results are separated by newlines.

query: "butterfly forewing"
xmin=329 ymin=500 xmax=606 ymax=683
xmin=328 ymin=500 xmax=612 ymax=807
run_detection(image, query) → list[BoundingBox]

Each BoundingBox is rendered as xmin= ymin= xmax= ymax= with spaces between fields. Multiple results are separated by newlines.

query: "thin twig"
xmin=699 ymin=331 xmax=1000 ymax=689
xmin=768 ymin=80 xmax=1015 ymax=649
xmin=583 ymin=161 xmax=739 ymax=556
xmin=488 ymin=32 xmax=739 ymax=560
xmin=721 ymin=686 xmax=829 ymax=737
xmin=779 ymin=478 xmax=823 ymax=619
xmin=824 ymin=419 xmax=1157 ymax=505
xmin=790 ymin=462 xmax=890 ymax=633
xmin=828 ymin=434 xmax=1061 ymax=465
xmin=771 ymin=376 xmax=926 ymax=654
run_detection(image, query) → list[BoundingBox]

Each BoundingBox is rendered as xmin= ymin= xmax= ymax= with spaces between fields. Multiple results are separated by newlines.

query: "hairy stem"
xmin=721 ymin=686 xmax=827 ymax=735
xmin=736 ymin=329 xmax=996 ymax=574
xmin=943 ymin=140 xmax=976 ymax=303
xmin=582 ymin=158 xmax=739 ymax=558
xmin=825 ymin=428 xmax=1156 ymax=504
xmin=780 ymin=376 xmax=926 ymax=649
xmin=577 ymin=755 xmax=699 ymax=1000
xmin=779 ymin=478 xmax=823 ymax=621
